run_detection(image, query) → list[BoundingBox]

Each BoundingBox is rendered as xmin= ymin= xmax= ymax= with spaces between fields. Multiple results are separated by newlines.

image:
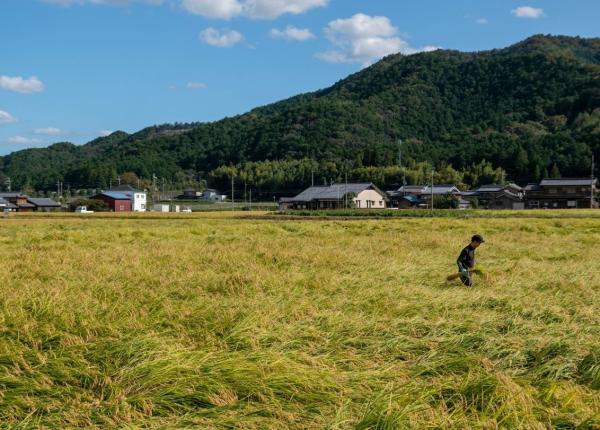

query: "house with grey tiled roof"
xmin=461 ymin=183 xmax=525 ymax=210
xmin=279 ymin=183 xmax=387 ymax=210
xmin=524 ymin=178 xmax=597 ymax=209
xmin=27 ymin=198 xmax=62 ymax=212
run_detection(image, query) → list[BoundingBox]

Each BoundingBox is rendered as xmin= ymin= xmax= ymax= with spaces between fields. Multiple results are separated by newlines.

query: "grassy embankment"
xmin=0 ymin=212 xmax=599 ymax=428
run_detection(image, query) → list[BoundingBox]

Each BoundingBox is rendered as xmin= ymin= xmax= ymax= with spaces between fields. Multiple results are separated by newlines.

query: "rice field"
xmin=0 ymin=212 xmax=599 ymax=429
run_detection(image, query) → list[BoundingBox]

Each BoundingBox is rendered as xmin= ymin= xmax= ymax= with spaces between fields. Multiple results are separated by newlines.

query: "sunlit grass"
xmin=0 ymin=212 xmax=599 ymax=428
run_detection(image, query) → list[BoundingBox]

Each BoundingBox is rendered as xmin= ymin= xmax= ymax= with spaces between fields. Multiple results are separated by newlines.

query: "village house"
xmin=524 ymin=178 xmax=598 ymax=209
xmin=27 ymin=198 xmax=62 ymax=212
xmin=462 ymin=184 xmax=525 ymax=210
xmin=387 ymin=185 xmax=461 ymax=208
xmin=280 ymin=183 xmax=387 ymax=210
xmin=0 ymin=193 xmax=62 ymax=212
xmin=0 ymin=197 xmax=17 ymax=212
xmin=108 ymin=185 xmax=147 ymax=212
xmin=91 ymin=191 xmax=132 ymax=212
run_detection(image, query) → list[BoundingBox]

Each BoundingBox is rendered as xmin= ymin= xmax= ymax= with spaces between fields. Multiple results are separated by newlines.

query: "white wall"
xmin=354 ymin=189 xmax=386 ymax=209
xmin=133 ymin=193 xmax=147 ymax=212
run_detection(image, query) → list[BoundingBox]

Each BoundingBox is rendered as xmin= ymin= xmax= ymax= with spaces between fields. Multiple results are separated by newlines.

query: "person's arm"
xmin=457 ymin=248 xmax=469 ymax=271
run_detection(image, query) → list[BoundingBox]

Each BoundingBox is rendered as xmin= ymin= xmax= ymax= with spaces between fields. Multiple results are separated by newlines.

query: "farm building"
xmin=201 ymin=189 xmax=227 ymax=202
xmin=177 ymin=189 xmax=203 ymax=200
xmin=91 ymin=192 xmax=132 ymax=212
xmin=524 ymin=178 xmax=597 ymax=209
xmin=108 ymin=185 xmax=147 ymax=212
xmin=280 ymin=183 xmax=387 ymax=210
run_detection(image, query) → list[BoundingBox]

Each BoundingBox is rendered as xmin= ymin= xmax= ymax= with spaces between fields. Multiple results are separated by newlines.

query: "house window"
xmin=119 ymin=205 xmax=124 ymax=211
xmin=357 ymin=200 xmax=361 ymax=208
xmin=379 ymin=201 xmax=383 ymax=206
xmin=567 ymin=201 xmax=577 ymax=208
xmin=548 ymin=188 xmax=558 ymax=194
xmin=566 ymin=188 xmax=576 ymax=194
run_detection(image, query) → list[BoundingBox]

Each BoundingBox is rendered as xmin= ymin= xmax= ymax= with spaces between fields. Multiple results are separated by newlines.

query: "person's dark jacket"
xmin=457 ymin=245 xmax=476 ymax=270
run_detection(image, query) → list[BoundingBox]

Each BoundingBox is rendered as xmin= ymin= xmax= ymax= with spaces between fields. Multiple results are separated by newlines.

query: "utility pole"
xmin=117 ymin=176 xmax=121 ymax=186
xmin=5 ymin=177 xmax=11 ymax=192
xmin=249 ymin=188 xmax=252 ymax=211
xmin=345 ymin=171 xmax=348 ymax=209
xmin=398 ymin=139 xmax=406 ymax=195
xmin=311 ymin=168 xmax=314 ymax=188
xmin=431 ymin=170 xmax=434 ymax=211
xmin=592 ymin=154 xmax=596 ymax=209
xmin=231 ymin=175 xmax=235 ymax=212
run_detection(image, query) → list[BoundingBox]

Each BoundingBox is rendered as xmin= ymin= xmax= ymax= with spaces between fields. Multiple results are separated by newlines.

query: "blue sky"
xmin=1 ymin=0 xmax=599 ymax=155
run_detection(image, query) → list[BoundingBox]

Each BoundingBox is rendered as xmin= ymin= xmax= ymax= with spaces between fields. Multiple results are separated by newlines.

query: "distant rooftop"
xmin=99 ymin=191 xmax=131 ymax=200
xmin=28 ymin=198 xmax=61 ymax=207
xmin=539 ymin=178 xmax=597 ymax=186
xmin=290 ymin=183 xmax=381 ymax=202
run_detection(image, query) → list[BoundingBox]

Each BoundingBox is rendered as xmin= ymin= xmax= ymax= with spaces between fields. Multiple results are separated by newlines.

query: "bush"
xmin=69 ymin=198 xmax=110 ymax=212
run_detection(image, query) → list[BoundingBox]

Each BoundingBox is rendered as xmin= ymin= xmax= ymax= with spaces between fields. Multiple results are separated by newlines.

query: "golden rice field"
xmin=0 ymin=211 xmax=599 ymax=429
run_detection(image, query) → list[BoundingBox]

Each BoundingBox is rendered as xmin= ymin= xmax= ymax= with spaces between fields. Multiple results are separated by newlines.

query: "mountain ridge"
xmin=1 ymin=34 xmax=600 ymax=191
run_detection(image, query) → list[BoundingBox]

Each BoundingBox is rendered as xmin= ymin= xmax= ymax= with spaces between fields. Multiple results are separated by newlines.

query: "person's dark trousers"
xmin=457 ymin=262 xmax=473 ymax=286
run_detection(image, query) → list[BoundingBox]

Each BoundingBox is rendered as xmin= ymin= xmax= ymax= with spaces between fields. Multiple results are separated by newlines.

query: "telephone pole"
xmin=231 ymin=175 xmax=235 ymax=212
xmin=4 ymin=177 xmax=11 ymax=192
xmin=398 ymin=139 xmax=406 ymax=195
xmin=592 ymin=154 xmax=596 ymax=209
xmin=431 ymin=170 xmax=434 ymax=211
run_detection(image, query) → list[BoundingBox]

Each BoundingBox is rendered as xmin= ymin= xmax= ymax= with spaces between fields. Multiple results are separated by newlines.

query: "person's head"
xmin=471 ymin=234 xmax=485 ymax=248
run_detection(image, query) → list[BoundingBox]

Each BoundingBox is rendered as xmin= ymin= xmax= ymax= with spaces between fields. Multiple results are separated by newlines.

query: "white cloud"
xmin=35 ymin=127 xmax=64 ymax=135
xmin=270 ymin=26 xmax=315 ymax=41
xmin=475 ymin=18 xmax=488 ymax=25
xmin=0 ymin=110 xmax=17 ymax=124
xmin=245 ymin=0 xmax=328 ymax=19
xmin=318 ymin=14 xmax=440 ymax=66
xmin=182 ymin=0 xmax=328 ymax=20
xmin=99 ymin=130 xmax=114 ymax=136
xmin=181 ymin=0 xmax=242 ymax=19
xmin=511 ymin=6 xmax=544 ymax=19
xmin=186 ymin=81 xmax=207 ymax=89
xmin=7 ymin=136 xmax=42 ymax=145
xmin=199 ymin=28 xmax=243 ymax=47
xmin=42 ymin=0 xmax=163 ymax=6
xmin=0 ymin=75 xmax=45 ymax=94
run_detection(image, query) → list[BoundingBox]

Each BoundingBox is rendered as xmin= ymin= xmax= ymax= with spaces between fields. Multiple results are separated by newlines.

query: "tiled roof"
xmin=290 ymin=183 xmax=381 ymax=202
xmin=539 ymin=178 xmax=597 ymax=186
xmin=98 ymin=191 xmax=131 ymax=200
xmin=28 ymin=198 xmax=61 ymax=207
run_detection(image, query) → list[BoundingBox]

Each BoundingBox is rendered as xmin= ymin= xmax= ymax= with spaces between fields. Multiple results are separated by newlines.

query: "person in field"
xmin=455 ymin=234 xmax=485 ymax=286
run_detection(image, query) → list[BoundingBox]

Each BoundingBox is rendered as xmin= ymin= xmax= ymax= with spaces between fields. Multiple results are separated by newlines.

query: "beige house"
xmin=279 ymin=183 xmax=387 ymax=210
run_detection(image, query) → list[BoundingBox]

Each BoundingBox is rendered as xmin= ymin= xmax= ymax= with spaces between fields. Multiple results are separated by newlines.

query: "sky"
xmin=1 ymin=0 xmax=600 ymax=155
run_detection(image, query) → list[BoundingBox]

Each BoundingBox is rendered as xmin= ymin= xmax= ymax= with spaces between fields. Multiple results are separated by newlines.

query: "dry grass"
xmin=0 ymin=212 xmax=599 ymax=428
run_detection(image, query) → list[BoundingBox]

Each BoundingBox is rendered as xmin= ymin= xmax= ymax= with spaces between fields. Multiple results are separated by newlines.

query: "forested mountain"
xmin=2 ymin=35 xmax=600 ymax=194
